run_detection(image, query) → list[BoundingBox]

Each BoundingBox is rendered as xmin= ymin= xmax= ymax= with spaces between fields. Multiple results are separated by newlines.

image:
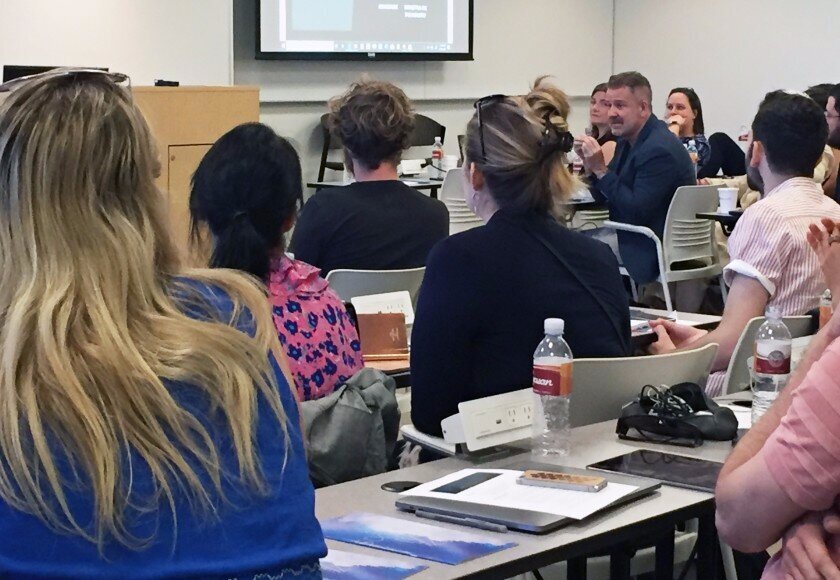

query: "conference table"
xmin=307 ymin=177 xmax=443 ymax=198
xmin=316 ymin=418 xmax=732 ymax=579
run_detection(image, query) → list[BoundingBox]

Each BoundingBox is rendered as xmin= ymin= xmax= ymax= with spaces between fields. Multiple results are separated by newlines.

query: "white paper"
xmin=401 ymin=469 xmax=638 ymax=520
xmin=351 ymin=291 xmax=415 ymax=325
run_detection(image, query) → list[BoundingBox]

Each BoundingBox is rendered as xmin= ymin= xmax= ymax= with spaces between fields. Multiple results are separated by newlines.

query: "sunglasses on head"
xmin=473 ymin=94 xmax=507 ymax=163
xmin=473 ymin=93 xmax=574 ymax=163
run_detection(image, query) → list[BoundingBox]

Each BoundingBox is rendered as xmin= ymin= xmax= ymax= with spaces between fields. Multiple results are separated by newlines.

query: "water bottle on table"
xmin=532 ymin=318 xmax=573 ymax=456
xmin=430 ymin=136 xmax=444 ymax=179
xmin=686 ymin=139 xmax=699 ymax=178
xmin=751 ymin=307 xmax=792 ymax=424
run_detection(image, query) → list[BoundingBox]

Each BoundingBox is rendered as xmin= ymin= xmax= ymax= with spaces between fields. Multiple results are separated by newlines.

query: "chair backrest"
xmin=723 ymin=315 xmax=815 ymax=394
xmin=326 ymin=267 xmax=427 ymax=306
xmin=440 ymin=167 xmax=465 ymax=201
xmin=317 ymin=113 xmax=344 ymax=181
xmin=570 ymin=344 xmax=718 ymax=428
xmin=410 ymin=114 xmax=445 ymax=148
xmin=662 ymin=185 xmax=720 ymax=268
xmin=570 ymin=209 xmax=611 ymax=231
xmin=319 ymin=113 xmax=343 ymax=149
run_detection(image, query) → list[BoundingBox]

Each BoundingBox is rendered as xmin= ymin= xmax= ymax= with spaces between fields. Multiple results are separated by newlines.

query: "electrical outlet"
xmin=521 ymin=403 xmax=533 ymax=422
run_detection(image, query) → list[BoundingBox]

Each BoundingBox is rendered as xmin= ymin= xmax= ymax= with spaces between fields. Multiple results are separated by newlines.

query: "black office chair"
xmin=410 ymin=114 xmax=446 ymax=148
xmin=317 ymin=113 xmax=447 ymax=180
xmin=317 ymin=113 xmax=345 ymax=182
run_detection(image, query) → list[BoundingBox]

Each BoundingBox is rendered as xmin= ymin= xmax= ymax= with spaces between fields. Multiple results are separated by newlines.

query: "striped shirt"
xmin=706 ymin=178 xmax=840 ymax=395
xmin=762 ymin=337 xmax=840 ymax=578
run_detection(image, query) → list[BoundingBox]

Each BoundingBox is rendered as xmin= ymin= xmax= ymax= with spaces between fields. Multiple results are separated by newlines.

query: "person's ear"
xmin=281 ymin=213 xmax=296 ymax=234
xmin=750 ymin=141 xmax=764 ymax=168
xmin=469 ymin=162 xmax=485 ymax=191
xmin=343 ymin=148 xmax=355 ymax=175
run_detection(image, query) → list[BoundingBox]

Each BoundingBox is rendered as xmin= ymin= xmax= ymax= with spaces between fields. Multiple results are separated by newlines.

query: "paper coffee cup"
xmin=718 ymin=187 xmax=738 ymax=213
xmin=442 ymin=155 xmax=459 ymax=171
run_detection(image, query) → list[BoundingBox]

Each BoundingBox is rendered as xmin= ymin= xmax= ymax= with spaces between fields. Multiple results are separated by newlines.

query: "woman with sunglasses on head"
xmin=0 ymin=70 xmax=325 ymax=577
xmin=189 ymin=123 xmax=364 ymax=403
xmin=410 ymin=77 xmax=632 ymax=437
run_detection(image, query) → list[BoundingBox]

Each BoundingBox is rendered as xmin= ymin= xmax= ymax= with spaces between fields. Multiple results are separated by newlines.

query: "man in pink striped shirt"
xmin=716 ymin=219 xmax=840 ymax=578
xmin=651 ymin=91 xmax=840 ymax=395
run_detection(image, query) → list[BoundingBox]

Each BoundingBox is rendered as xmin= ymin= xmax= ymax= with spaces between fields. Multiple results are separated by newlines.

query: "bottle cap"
xmin=765 ymin=306 xmax=781 ymax=320
xmin=544 ymin=318 xmax=565 ymax=335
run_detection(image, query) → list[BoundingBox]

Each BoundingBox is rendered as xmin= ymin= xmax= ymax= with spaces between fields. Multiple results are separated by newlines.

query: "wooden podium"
xmin=133 ymin=86 xmax=260 ymax=264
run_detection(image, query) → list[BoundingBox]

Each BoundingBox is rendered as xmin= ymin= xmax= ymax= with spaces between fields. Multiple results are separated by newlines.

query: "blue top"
xmin=410 ymin=209 xmax=632 ymax=436
xmin=680 ymin=134 xmax=711 ymax=171
xmin=590 ymin=115 xmax=697 ymax=284
xmin=0 ymin=280 xmax=326 ymax=579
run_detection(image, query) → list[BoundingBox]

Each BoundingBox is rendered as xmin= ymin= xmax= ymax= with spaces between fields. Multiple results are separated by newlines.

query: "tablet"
xmin=587 ymin=450 xmax=723 ymax=493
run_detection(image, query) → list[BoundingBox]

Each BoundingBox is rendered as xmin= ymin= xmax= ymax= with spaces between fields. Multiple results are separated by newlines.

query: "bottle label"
xmin=820 ymin=304 xmax=833 ymax=329
xmin=533 ymin=363 xmax=572 ymax=396
xmin=754 ymin=341 xmax=791 ymax=375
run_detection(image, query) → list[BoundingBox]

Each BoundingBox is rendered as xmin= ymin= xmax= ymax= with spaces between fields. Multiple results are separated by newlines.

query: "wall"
xmin=235 ymin=0 xmax=608 ymax=183
xmin=614 ymin=0 xmax=840 ymax=139
xmin=0 ymin=0 xmax=233 ymax=86
xmin=237 ymin=0 xmax=614 ymax=102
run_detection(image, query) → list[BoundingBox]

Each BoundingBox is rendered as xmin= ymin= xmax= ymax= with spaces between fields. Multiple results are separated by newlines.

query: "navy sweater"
xmin=410 ymin=209 xmax=632 ymax=436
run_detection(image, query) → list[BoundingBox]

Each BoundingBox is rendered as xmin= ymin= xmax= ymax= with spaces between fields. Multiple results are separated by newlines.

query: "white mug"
xmin=717 ymin=187 xmax=738 ymax=213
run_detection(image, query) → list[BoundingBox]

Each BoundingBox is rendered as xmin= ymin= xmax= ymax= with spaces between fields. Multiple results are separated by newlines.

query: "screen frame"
xmin=255 ymin=0 xmax=474 ymax=61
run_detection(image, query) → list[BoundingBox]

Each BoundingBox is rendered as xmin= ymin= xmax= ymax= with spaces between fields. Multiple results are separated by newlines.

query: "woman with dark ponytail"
xmin=410 ymin=78 xmax=632 ymax=436
xmin=190 ymin=123 xmax=363 ymax=401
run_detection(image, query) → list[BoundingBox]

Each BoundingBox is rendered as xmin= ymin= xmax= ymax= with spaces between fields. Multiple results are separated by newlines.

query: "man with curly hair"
xmin=291 ymin=79 xmax=449 ymax=274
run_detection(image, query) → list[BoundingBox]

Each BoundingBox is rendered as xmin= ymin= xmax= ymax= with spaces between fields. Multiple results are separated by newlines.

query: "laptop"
xmin=396 ymin=462 xmax=661 ymax=534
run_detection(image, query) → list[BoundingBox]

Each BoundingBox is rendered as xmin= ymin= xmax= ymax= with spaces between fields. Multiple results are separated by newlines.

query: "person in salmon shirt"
xmin=190 ymin=122 xmax=364 ymax=401
xmin=716 ymin=217 xmax=840 ymax=579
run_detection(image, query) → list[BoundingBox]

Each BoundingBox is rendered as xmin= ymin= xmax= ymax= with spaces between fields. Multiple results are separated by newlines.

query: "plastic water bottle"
xmin=752 ymin=307 xmax=792 ymax=424
xmin=820 ymin=289 xmax=833 ymax=329
xmin=686 ymin=139 xmax=699 ymax=177
xmin=431 ymin=136 xmax=444 ymax=179
xmin=532 ymin=318 xmax=573 ymax=456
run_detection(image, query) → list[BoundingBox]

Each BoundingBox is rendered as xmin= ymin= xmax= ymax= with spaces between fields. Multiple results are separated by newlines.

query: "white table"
xmin=316 ymin=420 xmax=731 ymax=579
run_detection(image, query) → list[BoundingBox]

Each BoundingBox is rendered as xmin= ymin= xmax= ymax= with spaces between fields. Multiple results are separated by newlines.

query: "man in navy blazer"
xmin=577 ymin=71 xmax=696 ymax=285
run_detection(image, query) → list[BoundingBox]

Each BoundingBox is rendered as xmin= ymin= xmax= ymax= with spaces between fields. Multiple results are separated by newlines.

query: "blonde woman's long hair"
xmin=0 ymin=71 xmax=289 ymax=549
xmin=465 ymin=76 xmax=579 ymax=214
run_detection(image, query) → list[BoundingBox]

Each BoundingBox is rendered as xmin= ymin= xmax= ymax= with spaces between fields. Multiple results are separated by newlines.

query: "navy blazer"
xmin=590 ymin=115 xmax=696 ymax=284
xmin=410 ymin=209 xmax=632 ymax=436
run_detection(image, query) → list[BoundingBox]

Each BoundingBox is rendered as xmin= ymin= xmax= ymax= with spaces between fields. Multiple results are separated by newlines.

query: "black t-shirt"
xmin=290 ymin=180 xmax=450 ymax=275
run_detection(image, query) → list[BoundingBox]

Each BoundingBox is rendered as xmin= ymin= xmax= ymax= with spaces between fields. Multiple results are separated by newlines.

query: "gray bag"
xmin=300 ymin=368 xmax=399 ymax=487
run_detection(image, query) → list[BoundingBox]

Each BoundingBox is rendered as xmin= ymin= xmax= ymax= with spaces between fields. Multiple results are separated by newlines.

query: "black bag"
xmin=616 ymin=382 xmax=739 ymax=447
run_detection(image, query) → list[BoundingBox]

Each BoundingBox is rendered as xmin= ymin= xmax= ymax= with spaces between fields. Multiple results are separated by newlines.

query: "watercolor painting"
xmin=321 ymin=512 xmax=516 ymax=565
xmin=320 ymin=549 xmax=427 ymax=579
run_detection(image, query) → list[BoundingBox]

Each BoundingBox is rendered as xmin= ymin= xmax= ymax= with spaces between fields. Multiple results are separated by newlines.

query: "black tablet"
xmin=588 ymin=450 xmax=723 ymax=493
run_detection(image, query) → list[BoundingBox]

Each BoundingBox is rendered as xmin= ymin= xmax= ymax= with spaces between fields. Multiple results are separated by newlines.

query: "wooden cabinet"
xmin=132 ymin=86 xmax=260 ymax=264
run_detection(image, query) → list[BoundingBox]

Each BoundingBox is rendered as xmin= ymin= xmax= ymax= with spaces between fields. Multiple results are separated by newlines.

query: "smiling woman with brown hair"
xmin=0 ymin=69 xmax=325 ymax=578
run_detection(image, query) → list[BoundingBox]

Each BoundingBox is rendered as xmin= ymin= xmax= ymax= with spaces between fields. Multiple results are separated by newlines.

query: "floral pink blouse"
xmin=267 ymin=256 xmax=363 ymax=401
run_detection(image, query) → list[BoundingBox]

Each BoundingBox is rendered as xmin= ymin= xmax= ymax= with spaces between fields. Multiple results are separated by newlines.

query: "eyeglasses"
xmin=0 ymin=68 xmax=130 ymax=94
xmin=473 ymin=94 xmax=507 ymax=162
